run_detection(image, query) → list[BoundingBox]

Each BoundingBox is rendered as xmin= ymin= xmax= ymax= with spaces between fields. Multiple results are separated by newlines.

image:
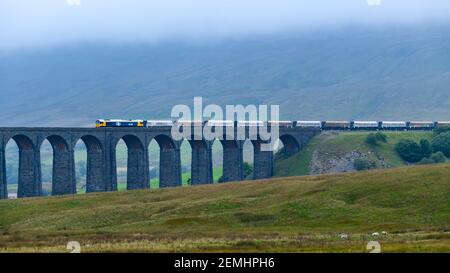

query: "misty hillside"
xmin=1 ymin=26 xmax=450 ymax=126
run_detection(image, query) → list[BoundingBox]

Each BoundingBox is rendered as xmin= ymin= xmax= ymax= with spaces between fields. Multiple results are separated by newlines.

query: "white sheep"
xmin=371 ymin=232 xmax=380 ymax=237
xmin=381 ymin=231 xmax=388 ymax=236
xmin=339 ymin=233 xmax=349 ymax=239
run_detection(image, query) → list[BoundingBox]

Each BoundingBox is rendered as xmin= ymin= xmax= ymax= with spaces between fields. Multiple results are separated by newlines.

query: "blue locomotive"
xmin=95 ymin=119 xmax=147 ymax=128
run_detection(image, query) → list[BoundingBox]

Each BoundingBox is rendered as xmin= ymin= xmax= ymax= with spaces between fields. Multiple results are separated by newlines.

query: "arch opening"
xmin=10 ymin=135 xmax=42 ymax=198
xmin=243 ymin=140 xmax=254 ymax=180
xmin=277 ymin=135 xmax=300 ymax=158
xmin=4 ymin=139 xmax=19 ymax=199
xmin=40 ymin=139 xmax=53 ymax=196
xmin=212 ymin=140 xmax=223 ymax=183
xmin=148 ymin=139 xmax=160 ymax=188
xmin=74 ymin=139 xmax=87 ymax=194
xmin=273 ymin=135 xmax=301 ymax=177
xmin=181 ymin=139 xmax=192 ymax=186
xmin=115 ymin=139 xmax=127 ymax=190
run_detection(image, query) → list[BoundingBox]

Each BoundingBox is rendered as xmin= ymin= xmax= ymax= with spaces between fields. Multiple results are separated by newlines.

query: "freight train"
xmin=95 ymin=119 xmax=450 ymax=130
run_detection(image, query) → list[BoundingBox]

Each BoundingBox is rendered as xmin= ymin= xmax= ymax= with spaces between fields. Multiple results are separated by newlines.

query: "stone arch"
xmin=2 ymin=137 xmax=20 ymax=199
xmin=251 ymin=139 xmax=274 ymax=180
xmin=122 ymin=135 xmax=145 ymax=150
xmin=278 ymin=134 xmax=300 ymax=157
xmin=188 ymin=139 xmax=213 ymax=185
xmin=0 ymin=139 xmax=6 ymax=199
xmin=151 ymin=134 xmax=181 ymax=188
xmin=154 ymin=134 xmax=178 ymax=149
xmin=43 ymin=135 xmax=76 ymax=195
xmin=10 ymin=134 xmax=42 ymax=198
xmin=78 ymin=135 xmax=105 ymax=192
xmin=81 ymin=135 xmax=103 ymax=152
xmin=46 ymin=135 xmax=70 ymax=151
xmin=219 ymin=139 xmax=244 ymax=182
xmin=116 ymin=134 xmax=148 ymax=190
xmin=189 ymin=139 xmax=209 ymax=150
xmin=12 ymin=134 xmax=35 ymax=150
xmin=220 ymin=138 xmax=240 ymax=149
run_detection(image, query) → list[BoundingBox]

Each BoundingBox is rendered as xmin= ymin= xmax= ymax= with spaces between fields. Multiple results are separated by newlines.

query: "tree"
xmin=419 ymin=139 xmax=432 ymax=158
xmin=433 ymin=127 xmax=450 ymax=137
xmin=432 ymin=132 xmax=450 ymax=158
xmin=395 ymin=139 xmax=424 ymax=163
xmin=365 ymin=132 xmax=387 ymax=146
xmin=418 ymin=157 xmax=434 ymax=165
xmin=395 ymin=138 xmax=436 ymax=163
xmin=243 ymin=162 xmax=253 ymax=178
xmin=375 ymin=132 xmax=387 ymax=143
xmin=430 ymin=151 xmax=447 ymax=163
xmin=418 ymin=152 xmax=447 ymax=165
xmin=365 ymin=134 xmax=378 ymax=146
xmin=354 ymin=158 xmax=376 ymax=171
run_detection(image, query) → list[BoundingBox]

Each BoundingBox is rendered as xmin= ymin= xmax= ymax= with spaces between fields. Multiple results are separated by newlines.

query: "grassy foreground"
xmin=0 ymin=164 xmax=449 ymax=253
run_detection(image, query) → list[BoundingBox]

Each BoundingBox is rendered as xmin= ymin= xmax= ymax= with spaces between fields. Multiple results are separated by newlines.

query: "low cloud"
xmin=1 ymin=0 xmax=450 ymax=50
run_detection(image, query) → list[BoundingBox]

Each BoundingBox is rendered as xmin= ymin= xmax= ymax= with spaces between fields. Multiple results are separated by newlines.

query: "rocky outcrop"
xmin=310 ymin=149 xmax=390 ymax=175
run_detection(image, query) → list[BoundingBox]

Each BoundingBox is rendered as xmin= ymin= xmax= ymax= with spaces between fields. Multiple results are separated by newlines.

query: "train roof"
xmin=97 ymin=119 xmax=144 ymax=121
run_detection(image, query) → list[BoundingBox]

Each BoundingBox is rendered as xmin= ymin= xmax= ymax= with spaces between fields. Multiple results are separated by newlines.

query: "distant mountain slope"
xmin=1 ymin=26 xmax=450 ymax=126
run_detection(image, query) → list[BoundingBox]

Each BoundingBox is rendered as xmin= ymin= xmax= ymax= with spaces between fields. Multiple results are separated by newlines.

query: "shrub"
xmin=433 ymin=127 xmax=450 ymax=137
xmin=375 ymin=132 xmax=387 ymax=143
xmin=432 ymin=132 xmax=450 ymax=158
xmin=418 ymin=152 xmax=447 ymax=165
xmin=243 ymin=162 xmax=253 ymax=178
xmin=395 ymin=139 xmax=426 ymax=163
xmin=219 ymin=163 xmax=253 ymax=181
xmin=365 ymin=132 xmax=387 ymax=146
xmin=354 ymin=158 xmax=376 ymax=171
xmin=274 ymin=146 xmax=292 ymax=161
xmin=365 ymin=134 xmax=378 ymax=146
xmin=419 ymin=139 xmax=432 ymax=158
xmin=430 ymin=151 xmax=447 ymax=163
xmin=418 ymin=158 xmax=435 ymax=165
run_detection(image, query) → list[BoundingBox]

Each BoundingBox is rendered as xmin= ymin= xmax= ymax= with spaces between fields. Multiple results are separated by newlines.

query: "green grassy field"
xmin=71 ymin=167 xmax=224 ymax=194
xmin=275 ymin=131 xmax=434 ymax=177
xmin=1 ymin=163 xmax=449 ymax=253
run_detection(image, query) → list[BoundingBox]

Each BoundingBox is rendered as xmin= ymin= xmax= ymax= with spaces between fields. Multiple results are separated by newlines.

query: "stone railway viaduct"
xmin=0 ymin=126 xmax=319 ymax=199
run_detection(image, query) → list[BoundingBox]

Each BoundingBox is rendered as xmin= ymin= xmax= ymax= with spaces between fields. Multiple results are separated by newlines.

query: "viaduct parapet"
xmin=0 ymin=126 xmax=319 ymax=199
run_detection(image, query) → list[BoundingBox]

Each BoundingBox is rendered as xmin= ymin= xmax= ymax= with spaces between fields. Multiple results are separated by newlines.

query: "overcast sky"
xmin=1 ymin=0 xmax=450 ymax=50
